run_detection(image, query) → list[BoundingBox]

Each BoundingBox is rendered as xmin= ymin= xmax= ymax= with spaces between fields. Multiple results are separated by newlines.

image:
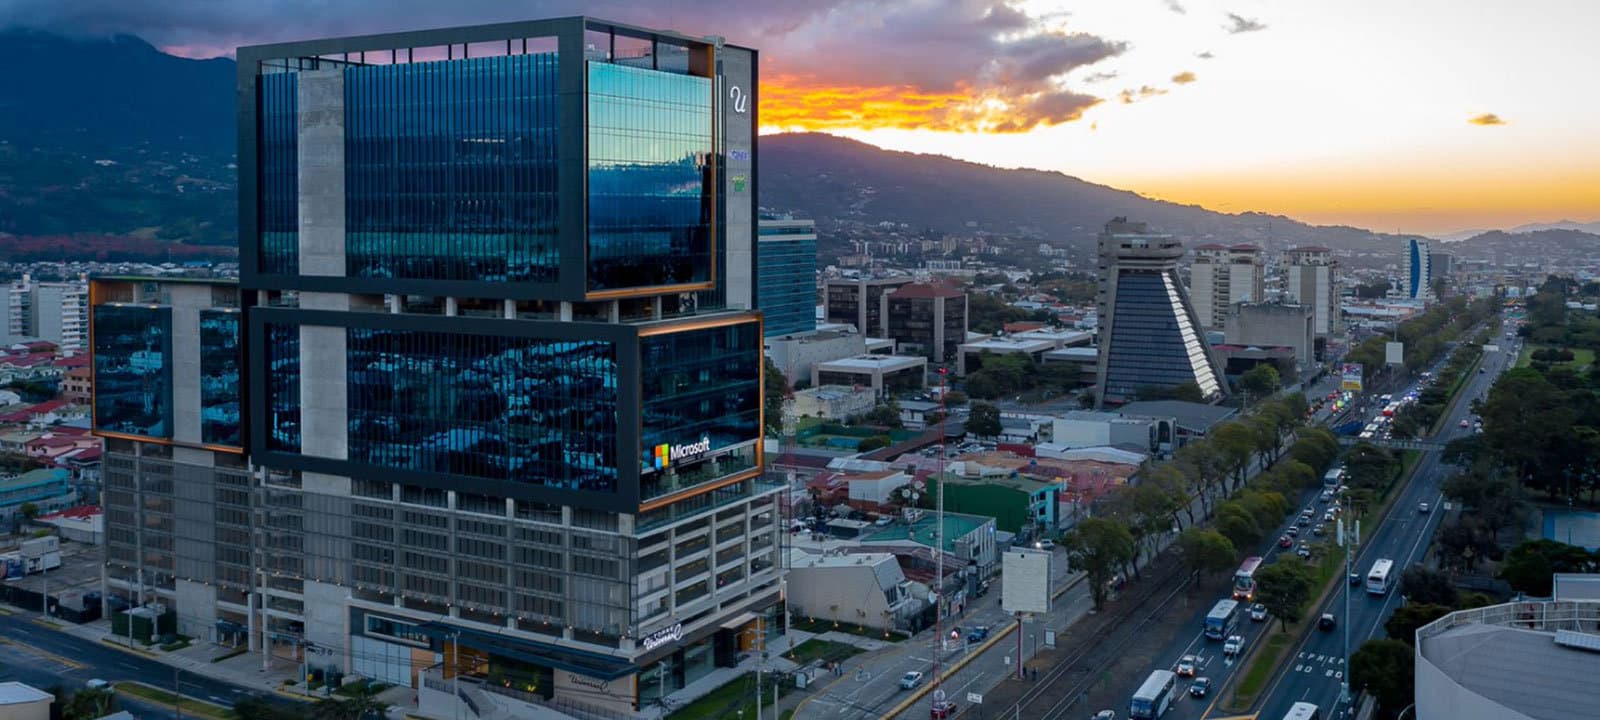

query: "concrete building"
xmin=1189 ymin=243 xmax=1265 ymax=330
xmin=785 ymin=552 xmax=923 ymax=632
xmin=1224 ymin=301 xmax=1316 ymax=373
xmin=814 ymin=355 xmax=928 ymax=399
xmin=1116 ymin=400 xmax=1238 ymax=445
xmin=957 ymin=336 xmax=1054 ymax=376
xmin=789 ymin=385 xmax=877 ymax=422
xmin=1430 ymin=251 xmax=1456 ymax=282
xmin=765 ymin=330 xmax=868 ymax=387
xmin=0 ymin=682 xmax=52 ymax=720
xmin=1403 ymin=237 xmax=1433 ymax=299
xmin=825 ymin=276 xmax=912 ymax=336
xmin=1283 ymin=246 xmax=1342 ymax=340
xmin=1050 ymin=411 xmax=1173 ymax=455
xmin=97 ymin=19 xmax=777 ymax=717
xmin=91 ymin=277 xmax=249 ymax=643
xmin=861 ymin=511 xmax=999 ymax=577
xmin=757 ymin=215 xmax=818 ymax=338
xmin=0 ymin=467 xmax=75 ymax=521
xmin=1094 ymin=218 xmax=1225 ymax=407
xmin=1415 ymin=584 xmax=1600 ymax=720
xmin=60 ymin=366 xmax=92 ymax=404
xmin=3 ymin=276 xmax=89 ymax=353
xmin=886 ymin=282 xmax=968 ymax=365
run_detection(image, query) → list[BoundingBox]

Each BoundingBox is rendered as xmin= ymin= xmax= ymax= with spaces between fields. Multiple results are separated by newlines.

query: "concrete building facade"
xmin=824 ymin=276 xmax=911 ymax=337
xmin=1224 ymin=301 xmax=1316 ymax=373
xmin=1415 ymin=594 xmax=1600 ymax=720
xmin=1189 ymin=243 xmax=1265 ymax=330
xmin=1283 ymin=246 xmax=1342 ymax=339
xmin=885 ymin=282 xmax=968 ymax=365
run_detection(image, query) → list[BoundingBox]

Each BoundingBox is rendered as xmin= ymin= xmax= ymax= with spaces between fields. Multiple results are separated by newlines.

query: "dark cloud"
xmin=1195 ymin=51 xmax=1214 ymax=59
xmin=0 ymin=0 xmax=1124 ymax=132
xmin=1118 ymin=85 xmax=1167 ymax=104
xmin=1468 ymin=113 xmax=1507 ymax=126
xmin=1171 ymin=71 xmax=1197 ymax=84
xmin=1163 ymin=0 xmax=1186 ymax=14
xmin=1224 ymin=13 xmax=1267 ymax=33
xmin=1082 ymin=71 xmax=1120 ymax=84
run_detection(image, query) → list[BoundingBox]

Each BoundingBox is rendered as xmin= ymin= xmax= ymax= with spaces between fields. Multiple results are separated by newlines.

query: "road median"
xmin=115 ymin=681 xmax=237 ymax=720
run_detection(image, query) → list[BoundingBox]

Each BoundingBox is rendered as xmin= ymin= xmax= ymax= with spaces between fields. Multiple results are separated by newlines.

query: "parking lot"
xmin=3 ymin=538 xmax=102 ymax=605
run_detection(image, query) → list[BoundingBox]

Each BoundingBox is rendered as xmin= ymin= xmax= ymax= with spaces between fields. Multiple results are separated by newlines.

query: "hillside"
xmin=1448 ymin=228 xmax=1600 ymax=263
xmin=758 ymin=133 xmax=1398 ymax=253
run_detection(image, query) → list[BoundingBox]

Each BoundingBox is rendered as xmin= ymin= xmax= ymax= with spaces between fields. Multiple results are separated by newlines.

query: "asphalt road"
xmin=1250 ymin=334 xmax=1514 ymax=720
xmin=0 ymin=612 xmax=275 ymax=712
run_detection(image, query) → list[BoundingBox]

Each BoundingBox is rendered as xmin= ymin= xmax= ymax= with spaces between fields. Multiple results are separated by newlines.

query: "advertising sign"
xmin=1385 ymin=341 xmax=1405 ymax=366
xmin=1001 ymin=549 xmax=1051 ymax=615
xmin=1340 ymin=363 xmax=1364 ymax=392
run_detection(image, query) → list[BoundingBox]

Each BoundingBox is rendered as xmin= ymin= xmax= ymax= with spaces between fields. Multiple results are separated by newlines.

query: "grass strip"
xmin=115 ymin=682 xmax=238 ymax=720
xmin=1231 ymin=631 xmax=1292 ymax=705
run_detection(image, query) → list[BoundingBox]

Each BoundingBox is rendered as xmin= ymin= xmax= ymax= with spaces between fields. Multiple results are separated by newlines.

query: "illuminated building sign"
xmin=651 ymin=437 xmax=713 ymax=470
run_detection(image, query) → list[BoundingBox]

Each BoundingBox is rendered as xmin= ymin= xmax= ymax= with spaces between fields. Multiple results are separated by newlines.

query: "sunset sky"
xmin=6 ymin=0 xmax=1598 ymax=235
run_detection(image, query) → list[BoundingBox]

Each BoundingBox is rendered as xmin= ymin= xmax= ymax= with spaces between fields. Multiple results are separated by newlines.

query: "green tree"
xmin=863 ymin=400 xmax=904 ymax=429
xmin=1210 ymin=422 xmax=1259 ymax=489
xmin=763 ymin=357 xmax=791 ymax=437
xmin=1343 ymin=443 xmax=1397 ymax=491
xmin=1499 ymin=539 xmax=1600 ymax=596
xmin=856 ymin=435 xmax=891 ymax=452
xmin=943 ymin=390 xmax=968 ymax=406
xmin=1384 ymin=603 xmax=1451 ymax=646
xmin=1350 ymin=638 xmax=1415 ymax=712
xmin=1176 ymin=528 xmax=1237 ymax=584
xmin=310 ymin=683 xmax=389 ymax=720
xmin=1434 ymin=517 xmax=1497 ymax=574
xmin=1215 ymin=503 xmax=1263 ymax=551
xmin=1175 ymin=441 xmax=1227 ymax=518
xmin=1255 ymin=560 xmax=1313 ymax=632
xmin=60 ymin=688 xmax=116 ymax=720
xmin=18 ymin=502 xmax=39 ymax=521
xmin=967 ymin=401 xmax=1003 ymax=438
xmin=1065 ymin=518 xmax=1136 ymax=610
xmin=235 ymin=696 xmax=301 ymax=720
xmin=1399 ymin=565 xmax=1459 ymax=607
xmin=1239 ymin=364 xmax=1281 ymax=401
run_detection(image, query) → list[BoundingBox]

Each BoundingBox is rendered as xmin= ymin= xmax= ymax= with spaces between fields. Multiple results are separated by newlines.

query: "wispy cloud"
xmin=1195 ymin=51 xmax=1214 ymax=59
xmin=1162 ymin=0 xmax=1186 ymax=14
xmin=1467 ymin=113 xmax=1507 ymax=126
xmin=1224 ymin=13 xmax=1267 ymax=33
xmin=1119 ymin=85 xmax=1168 ymax=104
xmin=1171 ymin=71 xmax=1198 ymax=84
xmin=1082 ymin=71 xmax=1120 ymax=84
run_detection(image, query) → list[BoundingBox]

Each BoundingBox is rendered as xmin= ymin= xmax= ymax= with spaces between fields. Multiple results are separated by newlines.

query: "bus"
xmin=1129 ymin=669 xmax=1177 ymax=719
xmin=1233 ymin=556 xmax=1264 ymax=601
xmin=1322 ymin=467 xmax=1344 ymax=487
xmin=1282 ymin=701 xmax=1322 ymax=720
xmin=1367 ymin=558 xmax=1395 ymax=595
xmin=1204 ymin=599 xmax=1241 ymax=640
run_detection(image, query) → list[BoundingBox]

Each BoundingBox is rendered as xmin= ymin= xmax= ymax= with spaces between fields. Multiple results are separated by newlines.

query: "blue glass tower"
xmin=235 ymin=18 xmax=777 ymax=713
xmin=757 ymin=215 xmax=818 ymax=338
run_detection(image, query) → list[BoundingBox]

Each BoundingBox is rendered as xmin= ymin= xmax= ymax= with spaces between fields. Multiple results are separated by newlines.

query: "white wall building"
xmin=1189 ymin=244 xmax=1265 ymax=330
xmin=786 ymin=552 xmax=924 ymax=631
xmin=1283 ymin=246 xmax=1342 ymax=338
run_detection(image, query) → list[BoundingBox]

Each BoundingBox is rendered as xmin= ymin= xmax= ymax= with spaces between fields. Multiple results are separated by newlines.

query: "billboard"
xmin=1340 ymin=363 xmax=1364 ymax=392
xmin=1001 ymin=549 xmax=1051 ymax=615
xmin=1385 ymin=341 xmax=1405 ymax=366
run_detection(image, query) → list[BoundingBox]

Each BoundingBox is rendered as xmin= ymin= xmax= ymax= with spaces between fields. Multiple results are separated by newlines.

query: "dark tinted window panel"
xmin=1103 ymin=271 xmax=1221 ymax=399
xmin=639 ymin=321 xmax=760 ymax=499
xmin=199 ymin=310 xmax=243 ymax=447
xmin=265 ymin=322 xmax=302 ymax=452
xmin=587 ymin=63 xmax=714 ymax=292
xmin=93 ymin=305 xmax=173 ymax=438
xmin=346 ymin=328 xmax=619 ymax=492
xmin=757 ymin=237 xmax=817 ymax=337
xmin=344 ymin=54 xmax=561 ymax=283
xmin=259 ymin=72 xmax=299 ymax=275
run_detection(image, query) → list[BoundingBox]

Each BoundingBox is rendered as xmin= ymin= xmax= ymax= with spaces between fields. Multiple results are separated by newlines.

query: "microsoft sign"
xmin=650 ymin=437 xmax=712 ymax=471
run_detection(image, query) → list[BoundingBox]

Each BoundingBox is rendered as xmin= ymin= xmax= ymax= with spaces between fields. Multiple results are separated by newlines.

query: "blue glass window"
xmin=345 ymin=54 xmax=561 ymax=283
xmin=757 ymin=237 xmax=818 ymax=337
xmin=92 ymin=305 xmax=173 ymax=438
xmin=199 ymin=310 xmax=242 ymax=447
xmin=1103 ymin=270 xmax=1221 ymax=400
xmin=587 ymin=63 xmax=714 ymax=292
xmin=639 ymin=321 xmax=760 ymax=499
xmin=264 ymin=323 xmax=302 ymax=452
xmin=345 ymin=328 xmax=619 ymax=492
xmin=259 ymin=72 xmax=299 ymax=275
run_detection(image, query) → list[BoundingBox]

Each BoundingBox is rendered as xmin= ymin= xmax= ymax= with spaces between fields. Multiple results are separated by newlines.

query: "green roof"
xmin=867 ymin=513 xmax=990 ymax=552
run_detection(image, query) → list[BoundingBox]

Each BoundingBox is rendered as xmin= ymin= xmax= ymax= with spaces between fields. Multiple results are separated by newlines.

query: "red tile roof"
xmin=1194 ymin=243 xmax=1228 ymax=251
xmin=40 ymin=505 xmax=101 ymax=521
xmin=54 ymin=356 xmax=90 ymax=369
xmin=890 ymin=281 xmax=964 ymax=300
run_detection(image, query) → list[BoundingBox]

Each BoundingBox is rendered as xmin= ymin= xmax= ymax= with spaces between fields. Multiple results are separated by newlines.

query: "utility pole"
xmin=174 ymin=666 xmax=183 ymax=720
xmin=755 ymin=616 xmax=764 ymax=720
xmin=930 ymin=368 xmax=949 ymax=712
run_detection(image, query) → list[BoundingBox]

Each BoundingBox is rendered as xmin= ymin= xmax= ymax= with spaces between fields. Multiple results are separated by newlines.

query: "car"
xmin=1036 ymin=538 xmax=1055 ymax=550
xmin=1319 ymin=490 xmax=1333 ymax=503
xmin=1250 ymin=603 xmax=1268 ymax=621
xmin=85 ymin=679 xmax=110 ymax=690
xmin=900 ymin=671 xmax=924 ymax=690
xmin=931 ymin=700 xmax=958 ymax=719
xmin=1296 ymin=514 xmax=1311 ymax=527
xmin=1285 ymin=526 xmax=1300 ymax=538
xmin=1460 ymin=418 xmax=1471 ymax=428
xmin=1319 ymin=614 xmax=1337 ymax=631
xmin=1313 ymin=523 xmax=1326 ymax=537
xmin=1479 ymin=367 xmax=1487 ymax=374
xmin=1278 ymin=534 xmax=1294 ymax=548
xmin=1350 ymin=572 xmax=1363 ymax=586
xmin=967 ymin=626 xmax=991 ymax=643
xmin=875 ymin=515 xmax=894 ymax=527
xmin=1323 ymin=511 xmax=1335 ymax=523
xmin=1297 ymin=543 xmax=1312 ymax=559
xmin=1418 ymin=502 xmax=1431 ymax=513
xmin=1223 ymin=635 xmax=1245 ymax=656
xmin=1188 ymin=677 xmax=1212 ymax=698
xmin=1176 ymin=655 xmax=1199 ymax=676
xmin=1093 ymin=711 xmax=1117 ymax=720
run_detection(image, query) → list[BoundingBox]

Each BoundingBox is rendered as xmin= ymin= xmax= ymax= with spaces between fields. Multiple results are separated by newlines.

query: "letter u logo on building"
xmin=729 ymin=85 xmax=749 ymax=114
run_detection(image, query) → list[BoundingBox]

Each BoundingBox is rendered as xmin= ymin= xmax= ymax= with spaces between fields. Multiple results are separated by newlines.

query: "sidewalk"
xmin=52 ymin=618 xmax=316 ymax=699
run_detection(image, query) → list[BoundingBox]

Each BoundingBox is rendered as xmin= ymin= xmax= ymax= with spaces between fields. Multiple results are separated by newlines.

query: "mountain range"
xmin=0 ymin=29 xmax=1591 ymax=261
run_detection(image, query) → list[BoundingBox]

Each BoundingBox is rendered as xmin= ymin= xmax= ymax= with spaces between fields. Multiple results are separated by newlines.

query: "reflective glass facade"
xmin=1102 ymin=270 xmax=1221 ymax=400
xmin=259 ymin=72 xmax=299 ymax=275
xmin=199 ymin=310 xmax=242 ymax=447
xmin=343 ymin=328 xmax=619 ymax=492
xmin=587 ymin=62 xmax=713 ymax=292
xmin=640 ymin=321 xmax=760 ymax=499
xmin=264 ymin=323 xmax=302 ymax=452
xmin=756 ymin=237 xmax=817 ymax=338
xmin=345 ymin=54 xmax=562 ymax=283
xmin=92 ymin=305 xmax=173 ymax=438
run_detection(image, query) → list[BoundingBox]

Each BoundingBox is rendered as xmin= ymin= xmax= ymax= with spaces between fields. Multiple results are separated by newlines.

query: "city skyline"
xmin=3 ymin=0 xmax=1597 ymax=235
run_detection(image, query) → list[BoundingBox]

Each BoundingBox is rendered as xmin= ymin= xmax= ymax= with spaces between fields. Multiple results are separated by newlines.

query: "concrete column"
xmin=559 ymin=302 xmax=573 ymax=322
xmin=445 ymin=298 xmax=459 ymax=317
xmin=297 ymin=69 xmax=346 ymax=278
xmin=300 ymin=324 xmax=348 ymax=460
xmin=503 ymin=300 xmax=516 ymax=320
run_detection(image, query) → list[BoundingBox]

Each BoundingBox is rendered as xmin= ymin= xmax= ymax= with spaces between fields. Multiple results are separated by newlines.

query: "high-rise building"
xmin=757 ymin=215 xmax=818 ymax=338
xmin=1189 ymin=243 xmax=1265 ymax=330
xmin=1429 ymin=251 xmax=1456 ymax=283
xmin=2 ymin=275 xmax=89 ymax=352
xmin=1403 ymin=237 xmax=1432 ymax=299
xmin=1283 ymin=246 xmax=1342 ymax=338
xmin=824 ymin=276 xmax=912 ymax=336
xmin=106 ymin=19 xmax=782 ymax=716
xmin=886 ymin=281 xmax=968 ymax=364
xmin=1094 ymin=218 xmax=1225 ymax=407
xmin=91 ymin=277 xmax=251 ymax=641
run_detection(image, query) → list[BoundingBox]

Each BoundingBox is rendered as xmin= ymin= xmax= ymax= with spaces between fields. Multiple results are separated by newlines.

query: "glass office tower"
xmin=757 ymin=215 xmax=818 ymax=338
xmin=237 ymin=18 xmax=774 ymax=715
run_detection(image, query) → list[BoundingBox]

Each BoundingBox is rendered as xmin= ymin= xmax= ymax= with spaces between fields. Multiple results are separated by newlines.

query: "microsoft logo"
xmin=650 ymin=437 xmax=713 ymax=471
xmin=653 ymin=443 xmax=671 ymax=470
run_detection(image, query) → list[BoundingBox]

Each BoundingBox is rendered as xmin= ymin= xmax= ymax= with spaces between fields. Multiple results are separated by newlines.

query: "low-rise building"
xmin=844 ymin=469 xmax=911 ymax=506
xmin=766 ymin=330 xmax=869 ymax=387
xmin=36 ymin=505 xmax=103 ymax=544
xmin=957 ymin=336 xmax=1054 ymax=376
xmin=786 ymin=552 xmax=925 ymax=632
xmin=861 ymin=511 xmax=998 ymax=576
xmin=1051 ymin=411 xmax=1173 ymax=455
xmin=1225 ymin=301 xmax=1316 ymax=371
xmin=790 ymin=385 xmax=878 ymax=422
xmin=0 ymin=467 xmax=75 ymax=520
xmin=814 ymin=355 xmax=928 ymax=399
xmin=60 ymin=366 xmax=92 ymax=404
xmin=0 ymin=681 xmax=52 ymax=720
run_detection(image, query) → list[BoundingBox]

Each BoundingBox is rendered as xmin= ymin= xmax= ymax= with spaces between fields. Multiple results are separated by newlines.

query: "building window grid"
xmin=199 ymin=310 xmax=243 ymax=446
xmin=259 ymin=72 xmax=299 ymax=274
xmin=639 ymin=322 xmax=761 ymax=499
xmin=92 ymin=305 xmax=173 ymax=438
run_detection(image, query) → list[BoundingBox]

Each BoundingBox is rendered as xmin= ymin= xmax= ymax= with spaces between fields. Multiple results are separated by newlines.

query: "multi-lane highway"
xmin=1249 ymin=333 xmax=1514 ymax=720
